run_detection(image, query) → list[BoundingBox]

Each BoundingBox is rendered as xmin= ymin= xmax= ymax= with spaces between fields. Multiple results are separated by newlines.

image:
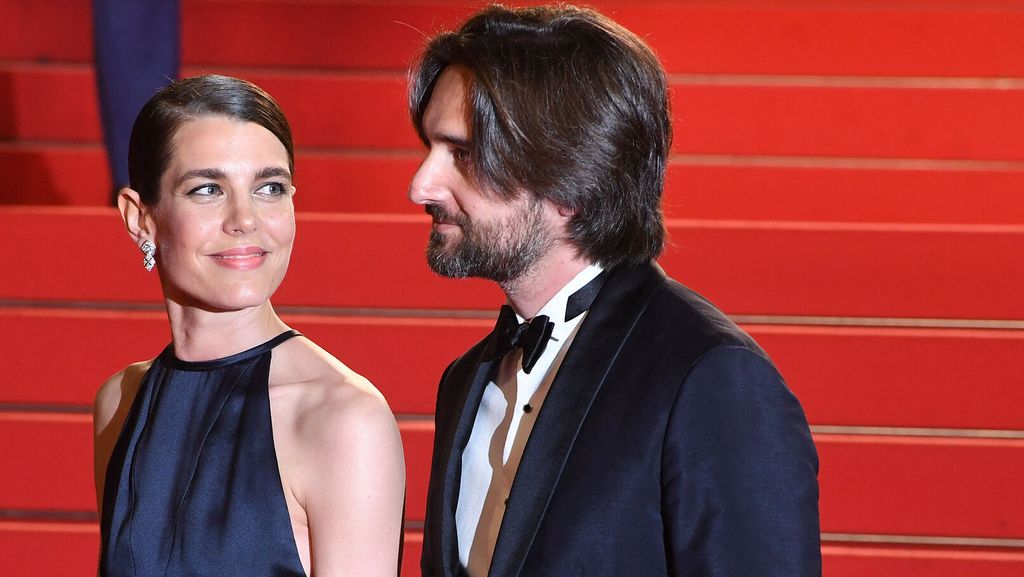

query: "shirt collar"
xmin=511 ymin=263 xmax=605 ymax=327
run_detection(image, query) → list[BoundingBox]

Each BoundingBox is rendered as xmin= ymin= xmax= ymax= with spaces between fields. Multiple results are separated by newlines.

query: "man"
xmin=407 ymin=5 xmax=821 ymax=576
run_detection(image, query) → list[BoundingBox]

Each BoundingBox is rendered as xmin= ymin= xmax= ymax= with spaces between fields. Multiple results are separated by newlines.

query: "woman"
xmin=93 ymin=75 xmax=405 ymax=576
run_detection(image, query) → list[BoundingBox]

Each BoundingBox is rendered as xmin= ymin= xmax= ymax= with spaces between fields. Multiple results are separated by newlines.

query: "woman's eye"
xmin=453 ymin=148 xmax=471 ymax=164
xmin=255 ymin=182 xmax=289 ymax=197
xmin=187 ymin=184 xmax=221 ymax=197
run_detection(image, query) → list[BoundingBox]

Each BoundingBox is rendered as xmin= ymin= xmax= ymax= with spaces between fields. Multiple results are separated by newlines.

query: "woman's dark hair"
xmin=410 ymin=4 xmax=671 ymax=267
xmin=128 ymin=74 xmax=294 ymax=205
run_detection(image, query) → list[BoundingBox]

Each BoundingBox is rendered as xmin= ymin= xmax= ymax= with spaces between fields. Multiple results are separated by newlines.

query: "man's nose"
xmin=408 ymin=153 xmax=447 ymax=205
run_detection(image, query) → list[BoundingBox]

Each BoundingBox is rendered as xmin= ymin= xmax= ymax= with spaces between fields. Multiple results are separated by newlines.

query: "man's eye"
xmin=454 ymin=149 xmax=471 ymax=164
xmin=187 ymin=184 xmax=221 ymax=197
xmin=256 ymin=182 xmax=289 ymax=196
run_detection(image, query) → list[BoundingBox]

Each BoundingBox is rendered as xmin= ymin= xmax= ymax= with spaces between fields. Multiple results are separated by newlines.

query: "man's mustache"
xmin=426 ymin=204 xmax=469 ymax=227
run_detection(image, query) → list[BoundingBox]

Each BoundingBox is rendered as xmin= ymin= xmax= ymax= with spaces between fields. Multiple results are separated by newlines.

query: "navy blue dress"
xmin=100 ymin=330 xmax=307 ymax=576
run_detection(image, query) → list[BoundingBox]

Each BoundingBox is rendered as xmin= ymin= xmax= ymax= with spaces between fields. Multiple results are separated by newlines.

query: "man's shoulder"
xmin=642 ymin=272 xmax=767 ymax=357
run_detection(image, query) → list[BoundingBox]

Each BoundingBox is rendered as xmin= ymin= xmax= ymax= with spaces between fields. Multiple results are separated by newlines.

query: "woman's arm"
xmin=292 ymin=382 xmax=406 ymax=577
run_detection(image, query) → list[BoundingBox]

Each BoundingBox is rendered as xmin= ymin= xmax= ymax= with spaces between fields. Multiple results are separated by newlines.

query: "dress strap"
xmin=263 ymin=329 xmax=302 ymax=350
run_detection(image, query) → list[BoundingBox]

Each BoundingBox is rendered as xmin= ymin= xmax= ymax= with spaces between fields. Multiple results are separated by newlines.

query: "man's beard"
xmin=425 ymin=201 xmax=552 ymax=284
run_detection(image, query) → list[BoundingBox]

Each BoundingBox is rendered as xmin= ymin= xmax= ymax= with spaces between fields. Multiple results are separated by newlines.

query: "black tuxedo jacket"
xmin=421 ymin=263 xmax=821 ymax=577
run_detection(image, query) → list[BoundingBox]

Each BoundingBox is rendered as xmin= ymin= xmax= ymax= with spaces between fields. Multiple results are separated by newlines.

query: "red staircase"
xmin=2 ymin=1 xmax=1023 ymax=575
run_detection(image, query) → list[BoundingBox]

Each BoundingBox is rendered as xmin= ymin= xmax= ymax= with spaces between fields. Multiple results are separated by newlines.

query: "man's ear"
xmin=556 ymin=204 xmax=576 ymax=219
xmin=117 ymin=187 xmax=154 ymax=247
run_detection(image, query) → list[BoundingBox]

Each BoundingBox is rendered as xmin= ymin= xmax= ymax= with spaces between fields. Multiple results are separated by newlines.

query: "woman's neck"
xmin=164 ymin=300 xmax=290 ymax=362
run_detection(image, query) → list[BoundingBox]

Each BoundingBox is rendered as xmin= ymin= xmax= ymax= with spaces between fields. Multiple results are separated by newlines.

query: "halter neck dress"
xmin=100 ymin=330 xmax=307 ymax=577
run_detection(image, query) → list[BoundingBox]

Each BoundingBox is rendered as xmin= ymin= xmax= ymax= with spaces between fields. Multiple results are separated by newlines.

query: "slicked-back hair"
xmin=410 ymin=4 xmax=671 ymax=267
xmin=128 ymin=74 xmax=294 ymax=205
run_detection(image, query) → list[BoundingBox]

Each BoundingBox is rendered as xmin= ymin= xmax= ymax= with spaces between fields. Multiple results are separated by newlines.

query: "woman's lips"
xmin=210 ymin=247 xmax=268 ymax=270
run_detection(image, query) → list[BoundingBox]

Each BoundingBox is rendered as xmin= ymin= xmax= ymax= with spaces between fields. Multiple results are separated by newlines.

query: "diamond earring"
xmin=141 ymin=240 xmax=156 ymax=272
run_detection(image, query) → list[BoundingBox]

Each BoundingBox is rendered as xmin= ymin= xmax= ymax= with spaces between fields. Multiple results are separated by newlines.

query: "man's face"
xmin=408 ymin=65 xmax=556 ymax=283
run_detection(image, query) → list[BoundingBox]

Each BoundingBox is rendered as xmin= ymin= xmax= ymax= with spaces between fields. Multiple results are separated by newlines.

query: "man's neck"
xmin=500 ymin=245 xmax=593 ymax=319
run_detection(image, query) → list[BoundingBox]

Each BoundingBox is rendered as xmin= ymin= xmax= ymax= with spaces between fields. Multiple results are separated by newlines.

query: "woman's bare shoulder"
xmin=94 ymin=359 xmax=155 ymax=506
xmin=94 ymin=360 xmax=152 ymax=435
xmin=269 ymin=335 xmax=402 ymax=461
xmin=270 ymin=336 xmax=391 ymax=414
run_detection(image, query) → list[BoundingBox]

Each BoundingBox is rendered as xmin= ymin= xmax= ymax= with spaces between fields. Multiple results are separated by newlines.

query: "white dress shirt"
xmin=456 ymin=263 xmax=605 ymax=576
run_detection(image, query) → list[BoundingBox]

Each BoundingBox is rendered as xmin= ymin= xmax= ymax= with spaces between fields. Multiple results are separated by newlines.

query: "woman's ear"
xmin=117 ymin=187 xmax=154 ymax=247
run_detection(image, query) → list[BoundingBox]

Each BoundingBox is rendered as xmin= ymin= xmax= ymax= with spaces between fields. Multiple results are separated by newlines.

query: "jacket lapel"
xmin=439 ymin=347 xmax=500 ymax=577
xmin=487 ymin=263 xmax=666 ymax=577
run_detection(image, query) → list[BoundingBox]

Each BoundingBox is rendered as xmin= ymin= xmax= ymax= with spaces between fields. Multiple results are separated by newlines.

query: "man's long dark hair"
xmin=410 ymin=4 xmax=671 ymax=267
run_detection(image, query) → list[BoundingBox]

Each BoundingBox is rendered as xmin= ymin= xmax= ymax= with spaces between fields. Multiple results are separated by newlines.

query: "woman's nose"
xmin=224 ymin=193 xmax=257 ymax=235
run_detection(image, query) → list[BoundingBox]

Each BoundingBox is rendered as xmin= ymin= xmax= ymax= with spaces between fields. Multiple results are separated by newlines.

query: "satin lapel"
xmin=439 ymin=349 xmax=500 ymax=577
xmin=487 ymin=263 xmax=667 ymax=577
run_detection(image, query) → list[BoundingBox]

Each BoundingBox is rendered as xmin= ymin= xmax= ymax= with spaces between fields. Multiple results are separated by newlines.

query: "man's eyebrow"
xmin=254 ymin=166 xmax=292 ymax=180
xmin=436 ymin=134 xmax=472 ymax=149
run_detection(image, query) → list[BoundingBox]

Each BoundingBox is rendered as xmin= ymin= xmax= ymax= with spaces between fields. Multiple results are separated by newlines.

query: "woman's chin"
xmin=164 ymin=285 xmax=277 ymax=314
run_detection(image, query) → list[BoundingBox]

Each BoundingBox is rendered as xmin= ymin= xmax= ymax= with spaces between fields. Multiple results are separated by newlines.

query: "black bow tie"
xmin=484 ymin=269 xmax=610 ymax=374
xmin=486 ymin=305 xmax=554 ymax=374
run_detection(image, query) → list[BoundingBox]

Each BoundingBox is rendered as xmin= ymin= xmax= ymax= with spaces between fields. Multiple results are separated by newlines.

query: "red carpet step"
xmin=6 ymin=142 xmax=1024 ymax=224
xmin=6 ymin=521 xmax=1022 ymax=577
xmin=3 ymin=207 xmax=1023 ymax=320
xmin=6 ymin=64 xmax=1024 ymax=161
xmin=4 ymin=309 xmax=1023 ymax=430
xmin=5 ymin=1 xmax=1024 ymax=77
xmin=4 ymin=413 xmax=1024 ymax=540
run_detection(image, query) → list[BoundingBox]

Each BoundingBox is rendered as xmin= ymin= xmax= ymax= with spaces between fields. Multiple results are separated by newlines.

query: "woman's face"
xmin=145 ymin=115 xmax=296 ymax=312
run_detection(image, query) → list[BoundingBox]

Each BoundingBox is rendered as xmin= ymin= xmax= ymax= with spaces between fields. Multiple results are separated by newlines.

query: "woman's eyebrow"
xmin=174 ymin=168 xmax=227 ymax=187
xmin=255 ymin=166 xmax=292 ymax=180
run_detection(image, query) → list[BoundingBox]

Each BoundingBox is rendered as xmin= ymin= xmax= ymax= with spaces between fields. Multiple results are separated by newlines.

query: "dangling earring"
xmin=141 ymin=240 xmax=156 ymax=272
